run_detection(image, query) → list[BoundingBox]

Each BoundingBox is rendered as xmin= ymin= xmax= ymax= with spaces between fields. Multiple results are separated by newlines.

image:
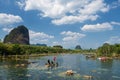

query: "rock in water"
xmin=4 ymin=25 xmax=29 ymax=45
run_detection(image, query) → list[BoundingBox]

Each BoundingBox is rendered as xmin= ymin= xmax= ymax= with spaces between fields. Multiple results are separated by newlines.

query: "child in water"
xmin=45 ymin=57 xmax=58 ymax=69
xmin=53 ymin=56 xmax=56 ymax=62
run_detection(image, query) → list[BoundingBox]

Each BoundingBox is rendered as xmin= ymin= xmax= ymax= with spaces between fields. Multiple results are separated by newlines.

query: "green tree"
xmin=12 ymin=44 xmax=21 ymax=55
xmin=53 ymin=45 xmax=63 ymax=49
xmin=114 ymin=44 xmax=120 ymax=54
xmin=97 ymin=43 xmax=114 ymax=56
xmin=0 ymin=43 xmax=6 ymax=55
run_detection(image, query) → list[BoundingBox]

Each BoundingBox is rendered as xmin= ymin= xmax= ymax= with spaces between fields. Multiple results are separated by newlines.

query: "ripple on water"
xmin=112 ymin=76 xmax=120 ymax=79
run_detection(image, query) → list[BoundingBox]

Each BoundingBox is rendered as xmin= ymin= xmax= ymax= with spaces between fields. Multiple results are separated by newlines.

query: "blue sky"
xmin=0 ymin=0 xmax=120 ymax=49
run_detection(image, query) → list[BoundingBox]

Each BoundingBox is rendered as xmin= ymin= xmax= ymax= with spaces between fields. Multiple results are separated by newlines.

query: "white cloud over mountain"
xmin=0 ymin=13 xmax=23 ymax=25
xmin=17 ymin=0 xmax=109 ymax=25
xmin=61 ymin=31 xmax=85 ymax=41
xmin=105 ymin=36 xmax=120 ymax=44
xmin=29 ymin=30 xmax=54 ymax=44
xmin=2 ymin=28 xmax=55 ymax=45
xmin=52 ymin=31 xmax=86 ymax=48
xmin=2 ymin=27 xmax=13 ymax=33
xmin=81 ymin=22 xmax=113 ymax=32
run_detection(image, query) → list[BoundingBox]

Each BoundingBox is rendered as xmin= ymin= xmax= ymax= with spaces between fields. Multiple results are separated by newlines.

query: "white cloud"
xmin=52 ymin=15 xmax=99 ymax=25
xmin=110 ymin=0 xmax=120 ymax=9
xmin=54 ymin=31 xmax=85 ymax=48
xmin=0 ymin=13 xmax=23 ymax=25
xmin=111 ymin=21 xmax=120 ymax=26
xmin=52 ymin=41 xmax=61 ymax=46
xmin=61 ymin=31 xmax=85 ymax=41
xmin=79 ymin=0 xmax=109 ymax=15
xmin=16 ymin=0 xmax=25 ymax=9
xmin=17 ymin=0 xmax=109 ymax=25
xmin=52 ymin=41 xmax=76 ymax=49
xmin=29 ymin=30 xmax=54 ymax=44
xmin=2 ymin=27 xmax=13 ymax=33
xmin=105 ymin=36 xmax=120 ymax=44
xmin=81 ymin=22 xmax=113 ymax=32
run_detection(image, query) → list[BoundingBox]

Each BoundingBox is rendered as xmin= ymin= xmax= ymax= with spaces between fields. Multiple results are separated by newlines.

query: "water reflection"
xmin=0 ymin=54 xmax=120 ymax=80
xmin=93 ymin=59 xmax=113 ymax=80
xmin=0 ymin=59 xmax=29 ymax=80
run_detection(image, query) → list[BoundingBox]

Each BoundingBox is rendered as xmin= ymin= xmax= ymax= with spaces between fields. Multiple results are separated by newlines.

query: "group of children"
xmin=45 ymin=56 xmax=58 ymax=69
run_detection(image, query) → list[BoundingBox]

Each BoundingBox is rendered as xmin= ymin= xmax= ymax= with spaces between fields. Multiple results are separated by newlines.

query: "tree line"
xmin=0 ymin=42 xmax=120 ymax=57
xmin=97 ymin=43 xmax=120 ymax=57
xmin=0 ymin=42 xmax=69 ymax=56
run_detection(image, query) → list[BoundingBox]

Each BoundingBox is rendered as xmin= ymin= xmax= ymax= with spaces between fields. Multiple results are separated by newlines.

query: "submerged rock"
xmin=65 ymin=70 xmax=74 ymax=76
xmin=58 ymin=71 xmax=81 ymax=79
xmin=83 ymin=75 xmax=93 ymax=79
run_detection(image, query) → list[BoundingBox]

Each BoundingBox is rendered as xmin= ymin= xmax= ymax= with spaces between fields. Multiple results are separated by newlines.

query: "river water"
xmin=0 ymin=54 xmax=120 ymax=80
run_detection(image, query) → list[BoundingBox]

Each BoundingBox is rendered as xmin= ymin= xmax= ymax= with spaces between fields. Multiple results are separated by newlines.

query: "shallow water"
xmin=0 ymin=54 xmax=120 ymax=80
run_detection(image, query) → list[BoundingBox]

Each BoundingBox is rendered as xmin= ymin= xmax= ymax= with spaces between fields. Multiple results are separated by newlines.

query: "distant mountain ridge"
xmin=4 ymin=25 xmax=30 ymax=45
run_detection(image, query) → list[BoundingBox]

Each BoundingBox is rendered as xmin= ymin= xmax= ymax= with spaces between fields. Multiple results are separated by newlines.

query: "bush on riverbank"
xmin=0 ymin=42 xmax=120 ymax=58
xmin=97 ymin=43 xmax=120 ymax=57
xmin=0 ymin=42 xmax=69 ymax=56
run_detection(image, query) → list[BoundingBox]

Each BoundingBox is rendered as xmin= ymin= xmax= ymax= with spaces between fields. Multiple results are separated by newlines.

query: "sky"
xmin=0 ymin=0 xmax=120 ymax=49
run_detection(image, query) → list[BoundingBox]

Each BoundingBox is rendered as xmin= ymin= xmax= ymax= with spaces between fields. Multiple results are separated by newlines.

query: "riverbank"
xmin=0 ymin=54 xmax=120 ymax=80
xmin=0 ymin=53 xmax=120 ymax=60
xmin=0 ymin=53 xmax=51 ymax=60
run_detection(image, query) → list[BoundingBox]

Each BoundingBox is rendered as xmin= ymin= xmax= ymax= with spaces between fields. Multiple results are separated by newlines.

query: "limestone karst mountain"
xmin=4 ymin=25 xmax=29 ymax=45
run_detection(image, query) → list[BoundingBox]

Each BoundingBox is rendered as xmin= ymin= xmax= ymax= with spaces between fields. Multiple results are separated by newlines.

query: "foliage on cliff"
xmin=4 ymin=25 xmax=29 ymax=45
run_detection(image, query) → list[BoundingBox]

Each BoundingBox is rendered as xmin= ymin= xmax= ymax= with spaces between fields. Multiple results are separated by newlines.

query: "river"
xmin=0 ymin=54 xmax=120 ymax=80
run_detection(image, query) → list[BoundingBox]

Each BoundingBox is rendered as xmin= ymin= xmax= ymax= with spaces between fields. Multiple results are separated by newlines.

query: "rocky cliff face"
xmin=4 ymin=25 xmax=30 ymax=45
